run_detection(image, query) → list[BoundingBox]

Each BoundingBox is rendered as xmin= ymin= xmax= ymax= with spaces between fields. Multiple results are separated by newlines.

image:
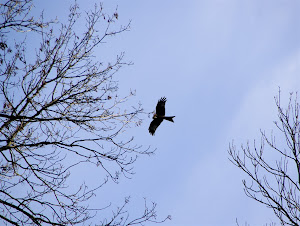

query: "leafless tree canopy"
xmin=0 ymin=0 xmax=170 ymax=225
xmin=229 ymin=90 xmax=300 ymax=225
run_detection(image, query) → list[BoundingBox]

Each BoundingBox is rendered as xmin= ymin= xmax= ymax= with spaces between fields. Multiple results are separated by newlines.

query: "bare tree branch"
xmin=0 ymin=1 xmax=170 ymax=225
xmin=229 ymin=89 xmax=300 ymax=225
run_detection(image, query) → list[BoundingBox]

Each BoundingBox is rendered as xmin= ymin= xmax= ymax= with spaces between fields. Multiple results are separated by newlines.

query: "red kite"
xmin=149 ymin=97 xmax=175 ymax=135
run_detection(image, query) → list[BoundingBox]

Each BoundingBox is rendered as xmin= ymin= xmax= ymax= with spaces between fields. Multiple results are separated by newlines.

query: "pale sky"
xmin=33 ymin=0 xmax=300 ymax=225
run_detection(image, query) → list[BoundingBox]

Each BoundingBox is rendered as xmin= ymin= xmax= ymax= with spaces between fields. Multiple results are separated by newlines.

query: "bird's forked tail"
xmin=164 ymin=116 xmax=175 ymax=122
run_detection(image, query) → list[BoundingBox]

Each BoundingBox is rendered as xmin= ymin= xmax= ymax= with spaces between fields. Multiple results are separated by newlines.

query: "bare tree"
xmin=0 ymin=0 xmax=170 ymax=225
xmin=229 ymin=90 xmax=300 ymax=225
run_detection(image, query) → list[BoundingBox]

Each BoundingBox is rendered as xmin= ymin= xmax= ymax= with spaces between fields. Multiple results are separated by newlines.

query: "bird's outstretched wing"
xmin=156 ymin=97 xmax=166 ymax=116
xmin=149 ymin=118 xmax=163 ymax=135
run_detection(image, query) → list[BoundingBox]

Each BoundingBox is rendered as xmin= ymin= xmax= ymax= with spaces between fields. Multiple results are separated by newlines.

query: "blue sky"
xmin=33 ymin=0 xmax=300 ymax=225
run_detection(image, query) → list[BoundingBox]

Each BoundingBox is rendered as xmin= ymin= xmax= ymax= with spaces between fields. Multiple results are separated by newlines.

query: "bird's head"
xmin=152 ymin=113 xmax=157 ymax=119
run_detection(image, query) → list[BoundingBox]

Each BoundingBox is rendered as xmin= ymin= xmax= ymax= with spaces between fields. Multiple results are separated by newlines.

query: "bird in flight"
xmin=149 ymin=97 xmax=175 ymax=135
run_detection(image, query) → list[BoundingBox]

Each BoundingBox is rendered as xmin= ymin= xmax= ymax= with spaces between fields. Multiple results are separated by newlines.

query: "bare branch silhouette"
xmin=229 ymin=90 xmax=300 ymax=225
xmin=0 ymin=1 xmax=169 ymax=225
